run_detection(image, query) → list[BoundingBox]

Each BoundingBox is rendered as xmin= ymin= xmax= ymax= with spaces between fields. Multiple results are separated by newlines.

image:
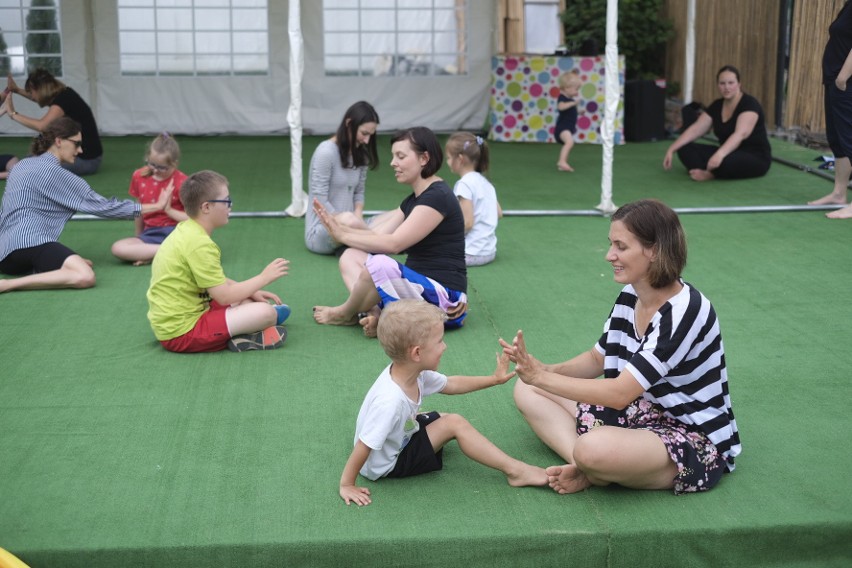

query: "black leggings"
xmin=676 ymin=142 xmax=770 ymax=180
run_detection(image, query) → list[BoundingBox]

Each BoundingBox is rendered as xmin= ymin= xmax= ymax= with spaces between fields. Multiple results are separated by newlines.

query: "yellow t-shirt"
xmin=146 ymin=219 xmax=227 ymax=341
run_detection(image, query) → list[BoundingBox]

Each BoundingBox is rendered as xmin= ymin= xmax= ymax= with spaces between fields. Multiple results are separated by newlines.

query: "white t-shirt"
xmin=452 ymin=171 xmax=498 ymax=257
xmin=354 ymin=364 xmax=448 ymax=480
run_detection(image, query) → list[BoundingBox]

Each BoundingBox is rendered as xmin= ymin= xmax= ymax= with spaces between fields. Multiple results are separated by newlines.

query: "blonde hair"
xmin=377 ymin=300 xmax=447 ymax=362
xmin=558 ymin=71 xmax=582 ymax=90
xmin=142 ymin=132 xmax=181 ymax=177
xmin=180 ymin=170 xmax=228 ymax=217
xmin=445 ymin=131 xmax=490 ymax=174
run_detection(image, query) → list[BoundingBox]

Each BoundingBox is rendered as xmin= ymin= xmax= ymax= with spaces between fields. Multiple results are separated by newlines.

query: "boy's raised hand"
xmin=261 ymin=258 xmax=289 ymax=283
xmin=493 ymin=351 xmax=517 ymax=385
xmin=339 ymin=484 xmax=372 ymax=506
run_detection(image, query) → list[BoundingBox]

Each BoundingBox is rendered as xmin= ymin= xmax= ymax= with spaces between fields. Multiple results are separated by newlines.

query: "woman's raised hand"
xmin=499 ymin=330 xmax=544 ymax=385
xmin=313 ymin=198 xmax=343 ymax=239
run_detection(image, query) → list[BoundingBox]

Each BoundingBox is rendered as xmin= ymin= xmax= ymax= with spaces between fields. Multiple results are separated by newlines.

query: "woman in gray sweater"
xmin=305 ymin=101 xmax=380 ymax=254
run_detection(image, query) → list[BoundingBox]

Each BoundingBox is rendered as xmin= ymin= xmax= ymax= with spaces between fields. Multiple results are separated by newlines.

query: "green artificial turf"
xmin=0 ymin=136 xmax=850 ymax=567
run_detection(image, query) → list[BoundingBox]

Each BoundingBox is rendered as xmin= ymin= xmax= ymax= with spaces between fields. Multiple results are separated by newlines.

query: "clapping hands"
xmin=499 ymin=330 xmax=545 ymax=386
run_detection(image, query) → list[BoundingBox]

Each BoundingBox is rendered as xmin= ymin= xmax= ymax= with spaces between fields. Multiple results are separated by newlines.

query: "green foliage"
xmin=0 ymin=30 xmax=9 ymax=76
xmin=560 ymin=0 xmax=673 ymax=81
xmin=25 ymin=0 xmax=62 ymax=76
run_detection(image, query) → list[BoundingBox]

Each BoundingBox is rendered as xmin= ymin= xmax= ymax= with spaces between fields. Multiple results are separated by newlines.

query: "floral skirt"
xmin=576 ymin=398 xmax=726 ymax=494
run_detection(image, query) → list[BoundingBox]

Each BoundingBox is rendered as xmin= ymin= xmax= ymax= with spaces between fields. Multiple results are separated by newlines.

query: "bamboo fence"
xmin=495 ymin=0 xmax=843 ymax=135
xmin=663 ymin=0 xmax=780 ymax=129
xmin=785 ymin=0 xmax=846 ymax=138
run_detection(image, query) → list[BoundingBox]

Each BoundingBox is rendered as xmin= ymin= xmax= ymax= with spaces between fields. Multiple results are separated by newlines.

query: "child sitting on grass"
xmin=445 ymin=132 xmax=503 ymax=267
xmin=339 ymin=299 xmax=547 ymax=506
xmin=146 ymin=170 xmax=291 ymax=353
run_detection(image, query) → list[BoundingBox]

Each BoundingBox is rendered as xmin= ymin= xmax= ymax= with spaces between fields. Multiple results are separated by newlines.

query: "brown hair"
xmin=30 ymin=116 xmax=81 ymax=156
xmin=390 ymin=127 xmax=443 ymax=178
xmin=377 ymin=300 xmax=447 ymax=362
xmin=180 ymin=170 xmax=228 ymax=217
xmin=446 ymin=132 xmax=490 ymax=174
xmin=336 ymin=101 xmax=380 ymax=170
xmin=716 ymin=65 xmax=741 ymax=82
xmin=24 ymin=68 xmax=67 ymax=107
xmin=611 ymin=199 xmax=687 ymax=288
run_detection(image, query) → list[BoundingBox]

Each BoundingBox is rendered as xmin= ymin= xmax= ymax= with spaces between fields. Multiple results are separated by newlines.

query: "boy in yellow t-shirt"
xmin=146 ymin=170 xmax=290 ymax=353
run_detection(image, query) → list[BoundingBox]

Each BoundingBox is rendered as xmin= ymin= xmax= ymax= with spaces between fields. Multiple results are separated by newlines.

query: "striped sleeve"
xmin=599 ymin=283 xmax=741 ymax=471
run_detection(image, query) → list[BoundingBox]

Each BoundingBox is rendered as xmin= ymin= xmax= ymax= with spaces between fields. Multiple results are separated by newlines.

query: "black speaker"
xmin=624 ymin=79 xmax=666 ymax=142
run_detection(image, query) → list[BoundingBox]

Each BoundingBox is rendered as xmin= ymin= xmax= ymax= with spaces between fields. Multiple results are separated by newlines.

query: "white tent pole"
xmin=596 ymin=0 xmax=618 ymax=215
xmin=684 ymin=0 xmax=696 ymax=104
xmin=285 ymin=0 xmax=308 ymax=217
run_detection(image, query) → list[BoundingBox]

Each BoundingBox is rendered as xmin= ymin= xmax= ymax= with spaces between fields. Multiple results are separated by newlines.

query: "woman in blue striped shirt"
xmin=0 ymin=117 xmax=170 ymax=293
xmin=502 ymin=199 xmax=741 ymax=495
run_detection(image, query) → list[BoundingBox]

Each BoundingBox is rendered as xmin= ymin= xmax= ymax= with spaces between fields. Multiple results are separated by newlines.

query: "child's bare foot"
xmin=808 ymin=192 xmax=847 ymax=206
xmin=545 ymin=464 xmax=592 ymax=494
xmin=826 ymin=203 xmax=852 ymax=219
xmin=132 ymin=259 xmax=151 ymax=266
xmin=312 ymin=305 xmax=358 ymax=326
xmin=358 ymin=315 xmax=378 ymax=337
xmin=83 ymin=257 xmax=94 ymax=267
xmin=688 ymin=169 xmax=714 ymax=181
xmin=506 ymin=462 xmax=549 ymax=487
xmin=557 ymin=162 xmax=574 ymax=172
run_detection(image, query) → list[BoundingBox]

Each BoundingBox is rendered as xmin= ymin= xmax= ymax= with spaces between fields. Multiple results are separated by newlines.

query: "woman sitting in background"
xmin=305 ymin=101 xmax=380 ymax=254
xmin=0 ymin=118 xmax=169 ymax=293
xmin=312 ymin=126 xmax=467 ymax=337
xmin=4 ymin=68 xmax=103 ymax=176
xmin=663 ymin=65 xmax=771 ymax=182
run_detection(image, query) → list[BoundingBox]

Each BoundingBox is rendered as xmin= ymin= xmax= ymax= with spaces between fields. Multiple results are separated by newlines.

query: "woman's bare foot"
xmin=545 ymin=464 xmax=592 ymax=494
xmin=557 ymin=162 xmax=574 ymax=172
xmin=312 ymin=305 xmax=358 ymax=326
xmin=688 ymin=169 xmax=714 ymax=181
xmin=506 ymin=463 xmax=549 ymax=487
xmin=826 ymin=203 xmax=852 ymax=219
xmin=809 ymin=192 xmax=847 ymax=206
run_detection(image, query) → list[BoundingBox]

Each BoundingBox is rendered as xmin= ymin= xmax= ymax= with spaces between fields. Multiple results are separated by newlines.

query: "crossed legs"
xmin=513 ymin=380 xmax=677 ymax=494
xmin=111 ymin=237 xmax=161 ymax=266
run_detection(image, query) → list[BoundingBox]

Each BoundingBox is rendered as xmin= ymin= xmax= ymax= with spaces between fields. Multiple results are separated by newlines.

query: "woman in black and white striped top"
xmin=0 ymin=117 xmax=170 ymax=293
xmin=502 ymin=199 xmax=741 ymax=495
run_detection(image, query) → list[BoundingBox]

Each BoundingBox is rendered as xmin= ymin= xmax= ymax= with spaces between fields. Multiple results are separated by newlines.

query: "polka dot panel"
xmin=489 ymin=55 xmax=625 ymax=144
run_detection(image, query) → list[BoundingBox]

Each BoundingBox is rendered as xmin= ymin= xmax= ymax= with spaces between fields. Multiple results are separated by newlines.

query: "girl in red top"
xmin=111 ymin=133 xmax=188 ymax=265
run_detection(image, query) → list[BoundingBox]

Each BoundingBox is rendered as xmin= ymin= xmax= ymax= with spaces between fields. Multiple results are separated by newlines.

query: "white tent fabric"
xmin=596 ymin=0 xmax=619 ymax=215
xmin=2 ymin=2 xmax=496 ymax=136
xmin=285 ymin=0 xmax=308 ymax=218
xmin=684 ymin=0 xmax=696 ymax=104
